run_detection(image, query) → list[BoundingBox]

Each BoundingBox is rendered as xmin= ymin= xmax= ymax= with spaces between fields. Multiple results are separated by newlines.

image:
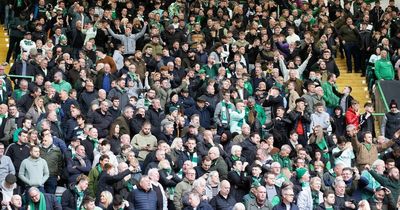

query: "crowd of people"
xmin=0 ymin=0 xmax=400 ymax=209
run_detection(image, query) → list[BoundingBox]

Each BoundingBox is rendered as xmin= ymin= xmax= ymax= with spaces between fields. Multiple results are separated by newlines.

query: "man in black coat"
xmin=61 ymin=175 xmax=89 ymax=210
xmin=146 ymin=99 xmax=165 ymax=138
xmin=209 ymin=180 xmax=237 ymax=209
xmin=240 ymin=133 xmax=260 ymax=164
xmin=78 ymin=81 xmax=98 ymax=114
xmin=87 ymin=101 xmax=113 ymax=138
xmin=17 ymin=86 xmax=41 ymax=114
xmin=9 ymin=52 xmax=36 ymax=85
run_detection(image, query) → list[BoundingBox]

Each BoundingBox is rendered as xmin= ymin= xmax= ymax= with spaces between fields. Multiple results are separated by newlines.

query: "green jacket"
xmin=272 ymin=153 xmax=292 ymax=171
xmin=40 ymin=145 xmax=63 ymax=177
xmin=201 ymin=64 xmax=219 ymax=79
xmin=52 ymin=80 xmax=72 ymax=93
xmin=322 ymin=82 xmax=340 ymax=109
xmin=375 ymin=58 xmax=394 ymax=80
xmin=88 ymin=165 xmax=102 ymax=197
xmin=369 ymin=170 xmax=400 ymax=202
xmin=245 ymin=104 xmax=267 ymax=125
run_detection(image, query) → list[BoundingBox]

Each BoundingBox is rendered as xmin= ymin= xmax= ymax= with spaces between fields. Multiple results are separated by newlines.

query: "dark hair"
xmin=19 ymin=130 xmax=29 ymax=137
xmin=323 ymin=190 xmax=335 ymax=198
xmin=99 ymin=154 xmax=110 ymax=161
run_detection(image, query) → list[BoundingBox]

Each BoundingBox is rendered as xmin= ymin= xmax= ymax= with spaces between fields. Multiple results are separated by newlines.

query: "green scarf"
xmin=251 ymin=176 xmax=261 ymax=186
xmin=220 ymin=101 xmax=233 ymax=124
xmin=236 ymin=110 xmax=244 ymax=128
xmin=68 ymin=145 xmax=76 ymax=159
xmin=126 ymin=181 xmax=134 ymax=192
xmin=188 ymin=152 xmax=198 ymax=167
xmin=0 ymin=114 xmax=6 ymax=118
xmin=144 ymin=98 xmax=151 ymax=108
xmin=311 ymin=190 xmax=320 ymax=208
xmin=89 ymin=137 xmax=99 ymax=149
xmin=128 ymin=72 xmax=138 ymax=81
xmin=231 ymin=155 xmax=240 ymax=161
xmin=364 ymin=143 xmax=372 ymax=151
xmin=244 ymin=82 xmax=253 ymax=95
xmin=29 ymin=192 xmax=46 ymax=210
xmin=316 ymin=138 xmax=331 ymax=170
xmin=74 ymin=187 xmax=85 ymax=210
xmin=96 ymin=164 xmax=103 ymax=173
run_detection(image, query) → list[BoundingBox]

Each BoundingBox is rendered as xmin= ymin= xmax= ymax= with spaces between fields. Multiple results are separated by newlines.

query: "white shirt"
xmin=286 ymin=34 xmax=300 ymax=44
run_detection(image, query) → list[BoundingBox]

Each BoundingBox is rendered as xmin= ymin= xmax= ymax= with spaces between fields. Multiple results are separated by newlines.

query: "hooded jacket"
xmin=375 ymin=57 xmax=395 ymax=80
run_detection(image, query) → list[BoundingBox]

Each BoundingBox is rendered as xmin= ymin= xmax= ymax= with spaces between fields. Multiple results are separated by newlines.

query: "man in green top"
xmin=375 ymin=50 xmax=395 ymax=80
xmin=272 ymin=145 xmax=292 ymax=171
xmin=51 ymin=71 xmax=72 ymax=94
xmin=200 ymin=56 xmax=219 ymax=79
xmin=87 ymin=154 xmax=109 ymax=197
xmin=322 ymin=73 xmax=340 ymax=115
xmin=245 ymin=97 xmax=266 ymax=134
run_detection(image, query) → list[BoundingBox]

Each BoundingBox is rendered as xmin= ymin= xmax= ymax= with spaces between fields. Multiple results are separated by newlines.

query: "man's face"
xmin=186 ymin=170 xmax=196 ymax=181
xmin=89 ymin=129 xmax=98 ymax=138
xmin=142 ymin=125 xmax=151 ymax=135
xmin=76 ymin=146 xmax=86 ymax=157
xmin=186 ymin=140 xmax=196 ymax=151
xmin=256 ymin=187 xmax=267 ymax=202
xmin=202 ymin=160 xmax=212 ymax=171
xmin=30 ymin=147 xmax=40 ymax=158
xmin=220 ymin=182 xmax=230 ymax=196
xmin=326 ymin=194 xmax=335 ymax=205
xmin=251 ymin=134 xmax=261 ymax=144
xmin=265 ymin=174 xmax=275 ymax=185
xmin=19 ymin=133 xmax=28 ymax=143
xmin=341 ymin=170 xmax=352 ymax=181
xmin=100 ymin=101 xmax=108 ymax=112
xmin=283 ymin=189 xmax=295 ymax=203
xmin=140 ymin=177 xmax=152 ymax=191
xmin=29 ymin=191 xmax=41 ymax=203
xmin=389 ymin=168 xmax=399 ymax=180
xmin=364 ymin=133 xmax=372 ymax=144
xmin=375 ymin=190 xmax=385 ymax=201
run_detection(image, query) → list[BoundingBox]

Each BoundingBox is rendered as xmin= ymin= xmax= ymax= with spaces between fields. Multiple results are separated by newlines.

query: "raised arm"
xmin=133 ymin=22 xmax=148 ymax=40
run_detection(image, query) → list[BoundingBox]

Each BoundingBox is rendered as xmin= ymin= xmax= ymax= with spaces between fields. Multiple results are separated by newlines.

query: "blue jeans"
xmin=44 ymin=176 xmax=58 ymax=194
xmin=344 ymin=42 xmax=361 ymax=72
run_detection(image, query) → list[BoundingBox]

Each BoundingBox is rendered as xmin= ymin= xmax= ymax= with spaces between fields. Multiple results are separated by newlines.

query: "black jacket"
xmin=16 ymin=93 xmax=34 ymax=113
xmin=96 ymin=169 xmax=131 ymax=198
xmin=146 ymin=106 xmax=165 ymax=138
xmin=61 ymin=187 xmax=88 ymax=210
xmin=29 ymin=193 xmax=62 ymax=210
xmin=209 ymin=193 xmax=237 ymax=210
xmin=87 ymin=109 xmax=113 ymax=138
xmin=240 ymin=139 xmax=258 ymax=163
xmin=78 ymin=90 xmax=98 ymax=114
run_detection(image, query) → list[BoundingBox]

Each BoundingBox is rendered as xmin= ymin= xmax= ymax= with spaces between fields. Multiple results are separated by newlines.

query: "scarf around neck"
xmin=29 ymin=192 xmax=46 ymax=210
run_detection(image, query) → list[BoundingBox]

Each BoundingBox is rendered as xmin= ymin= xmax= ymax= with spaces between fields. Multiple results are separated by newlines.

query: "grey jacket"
xmin=108 ymin=25 xmax=147 ymax=55
xmin=18 ymin=157 xmax=49 ymax=187
xmin=0 ymin=155 xmax=15 ymax=183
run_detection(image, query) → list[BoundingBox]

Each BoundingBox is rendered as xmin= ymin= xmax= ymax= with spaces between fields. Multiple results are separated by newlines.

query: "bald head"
xmin=219 ymin=180 xmax=231 ymax=197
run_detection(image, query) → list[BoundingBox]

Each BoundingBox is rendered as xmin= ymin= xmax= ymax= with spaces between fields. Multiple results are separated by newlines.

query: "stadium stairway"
xmin=335 ymin=57 xmax=370 ymax=110
xmin=0 ymin=26 xmax=10 ymax=73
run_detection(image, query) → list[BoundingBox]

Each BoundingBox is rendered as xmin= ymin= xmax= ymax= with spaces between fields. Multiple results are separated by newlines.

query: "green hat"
xmin=296 ymin=168 xmax=308 ymax=179
xmin=197 ymin=69 xmax=206 ymax=74
xmin=59 ymin=35 xmax=67 ymax=41
xmin=169 ymin=106 xmax=178 ymax=113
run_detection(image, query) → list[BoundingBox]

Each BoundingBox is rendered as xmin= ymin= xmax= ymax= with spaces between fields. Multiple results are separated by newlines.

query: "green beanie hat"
xmin=296 ymin=168 xmax=308 ymax=180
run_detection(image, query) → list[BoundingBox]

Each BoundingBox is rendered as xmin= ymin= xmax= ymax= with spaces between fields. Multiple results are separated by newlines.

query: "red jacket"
xmin=345 ymin=107 xmax=360 ymax=128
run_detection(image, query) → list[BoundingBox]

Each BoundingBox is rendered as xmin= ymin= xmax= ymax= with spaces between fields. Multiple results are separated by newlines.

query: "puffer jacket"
xmin=127 ymin=186 xmax=159 ymax=210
